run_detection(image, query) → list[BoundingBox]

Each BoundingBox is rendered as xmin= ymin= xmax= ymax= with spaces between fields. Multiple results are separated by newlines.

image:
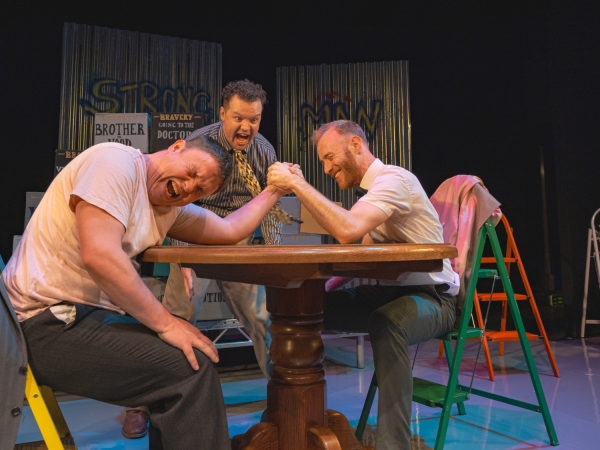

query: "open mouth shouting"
xmin=235 ymin=132 xmax=251 ymax=147
xmin=166 ymin=180 xmax=180 ymax=199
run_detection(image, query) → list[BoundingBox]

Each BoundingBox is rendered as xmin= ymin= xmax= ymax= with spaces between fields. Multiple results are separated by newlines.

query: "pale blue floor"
xmin=16 ymin=337 xmax=600 ymax=449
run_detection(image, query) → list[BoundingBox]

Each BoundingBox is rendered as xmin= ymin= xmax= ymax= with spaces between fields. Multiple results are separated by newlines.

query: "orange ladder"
xmin=439 ymin=215 xmax=560 ymax=380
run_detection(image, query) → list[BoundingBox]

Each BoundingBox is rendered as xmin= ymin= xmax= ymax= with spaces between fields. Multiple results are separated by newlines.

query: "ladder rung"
xmin=456 ymin=385 xmax=542 ymax=413
xmin=481 ymin=257 xmax=518 ymax=263
xmin=586 ymin=320 xmax=600 ymax=324
xmin=485 ymin=331 xmax=538 ymax=341
xmin=439 ymin=327 xmax=483 ymax=341
xmin=478 ymin=293 xmax=529 ymax=301
xmin=412 ymin=377 xmax=469 ymax=408
xmin=478 ymin=268 xmax=498 ymax=278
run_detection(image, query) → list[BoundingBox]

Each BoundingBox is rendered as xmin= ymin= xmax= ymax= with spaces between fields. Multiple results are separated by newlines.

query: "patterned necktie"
xmin=234 ymin=151 xmax=302 ymax=224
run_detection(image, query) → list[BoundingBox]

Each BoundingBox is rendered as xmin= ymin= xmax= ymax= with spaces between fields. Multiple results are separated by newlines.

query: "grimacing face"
xmin=146 ymin=140 xmax=223 ymax=206
xmin=317 ymin=131 xmax=363 ymax=190
xmin=220 ymin=95 xmax=262 ymax=151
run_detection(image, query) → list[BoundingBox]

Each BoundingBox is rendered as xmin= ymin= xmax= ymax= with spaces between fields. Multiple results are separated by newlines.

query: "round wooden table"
xmin=142 ymin=243 xmax=457 ymax=450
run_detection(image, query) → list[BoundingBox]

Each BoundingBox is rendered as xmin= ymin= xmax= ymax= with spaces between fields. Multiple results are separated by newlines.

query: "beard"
xmin=336 ymin=150 xmax=362 ymax=189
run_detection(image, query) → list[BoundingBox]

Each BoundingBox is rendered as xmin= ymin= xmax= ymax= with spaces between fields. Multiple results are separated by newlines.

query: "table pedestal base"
xmin=231 ymin=280 xmax=372 ymax=450
xmin=231 ymin=410 xmax=373 ymax=450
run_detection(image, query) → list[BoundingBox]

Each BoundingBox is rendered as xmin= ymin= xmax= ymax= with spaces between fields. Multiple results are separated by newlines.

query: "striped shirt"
xmin=183 ymin=121 xmax=282 ymax=245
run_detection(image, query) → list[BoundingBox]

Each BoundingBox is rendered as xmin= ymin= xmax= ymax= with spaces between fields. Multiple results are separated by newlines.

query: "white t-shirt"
xmin=3 ymin=143 xmax=197 ymax=321
xmin=358 ymin=159 xmax=460 ymax=295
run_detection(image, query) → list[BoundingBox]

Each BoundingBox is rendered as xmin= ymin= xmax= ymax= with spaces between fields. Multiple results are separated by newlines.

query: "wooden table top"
xmin=141 ymin=243 xmax=457 ymax=265
xmin=141 ymin=243 xmax=457 ymax=288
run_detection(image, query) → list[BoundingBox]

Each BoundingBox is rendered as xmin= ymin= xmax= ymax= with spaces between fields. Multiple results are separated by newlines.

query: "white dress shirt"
xmin=357 ymin=158 xmax=460 ymax=295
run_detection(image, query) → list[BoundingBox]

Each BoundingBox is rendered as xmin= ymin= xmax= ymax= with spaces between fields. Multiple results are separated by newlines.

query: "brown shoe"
xmin=121 ymin=409 xmax=149 ymax=439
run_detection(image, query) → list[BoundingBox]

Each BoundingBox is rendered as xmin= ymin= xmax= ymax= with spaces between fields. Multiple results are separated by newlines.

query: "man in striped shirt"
xmin=164 ymin=80 xmax=281 ymax=377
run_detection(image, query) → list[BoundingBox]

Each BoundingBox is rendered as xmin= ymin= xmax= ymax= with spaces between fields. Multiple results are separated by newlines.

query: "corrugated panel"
xmin=276 ymin=61 xmax=410 ymax=211
xmin=59 ymin=23 xmax=222 ymax=151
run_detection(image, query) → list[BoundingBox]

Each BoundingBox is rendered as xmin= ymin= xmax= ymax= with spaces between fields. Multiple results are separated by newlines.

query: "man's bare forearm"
xmin=172 ymin=185 xmax=286 ymax=245
xmin=222 ymin=185 xmax=285 ymax=241
xmin=289 ymin=178 xmax=359 ymax=244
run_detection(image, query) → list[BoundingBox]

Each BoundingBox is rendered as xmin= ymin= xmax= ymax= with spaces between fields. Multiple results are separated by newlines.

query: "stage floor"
xmin=15 ymin=336 xmax=600 ymax=449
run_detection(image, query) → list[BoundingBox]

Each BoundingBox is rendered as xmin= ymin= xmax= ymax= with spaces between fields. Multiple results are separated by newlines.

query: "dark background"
xmin=2 ymin=1 xmax=599 ymax=337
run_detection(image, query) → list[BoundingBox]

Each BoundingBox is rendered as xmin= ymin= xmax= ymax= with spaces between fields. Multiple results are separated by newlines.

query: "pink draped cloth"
xmin=429 ymin=175 xmax=502 ymax=306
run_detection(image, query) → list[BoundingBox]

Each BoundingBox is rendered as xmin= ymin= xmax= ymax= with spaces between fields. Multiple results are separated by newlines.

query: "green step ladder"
xmin=355 ymin=220 xmax=559 ymax=449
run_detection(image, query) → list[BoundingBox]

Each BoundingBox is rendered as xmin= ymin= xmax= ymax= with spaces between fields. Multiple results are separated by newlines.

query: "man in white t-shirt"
xmin=268 ymin=120 xmax=459 ymax=450
xmin=1 ymin=135 xmax=291 ymax=449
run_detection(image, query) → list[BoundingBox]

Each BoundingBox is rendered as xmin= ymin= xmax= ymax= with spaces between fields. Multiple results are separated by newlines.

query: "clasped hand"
xmin=268 ymin=162 xmax=304 ymax=192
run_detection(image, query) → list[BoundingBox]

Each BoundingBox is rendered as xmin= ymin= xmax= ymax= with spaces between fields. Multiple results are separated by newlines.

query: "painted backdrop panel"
xmin=59 ymin=23 xmax=221 ymax=151
xmin=276 ymin=61 xmax=411 ymax=211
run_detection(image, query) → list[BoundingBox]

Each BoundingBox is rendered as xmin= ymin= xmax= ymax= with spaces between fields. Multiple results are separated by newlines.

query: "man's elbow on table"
xmin=335 ymin=229 xmax=363 ymax=245
xmin=216 ymin=234 xmax=245 ymax=245
xmin=333 ymin=204 xmax=388 ymax=245
xmin=331 ymin=227 xmax=365 ymax=244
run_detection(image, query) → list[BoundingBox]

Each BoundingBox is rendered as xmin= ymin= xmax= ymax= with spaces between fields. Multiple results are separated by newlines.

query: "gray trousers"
xmin=163 ymin=235 xmax=270 ymax=377
xmin=324 ymin=285 xmax=456 ymax=450
xmin=20 ymin=304 xmax=231 ymax=450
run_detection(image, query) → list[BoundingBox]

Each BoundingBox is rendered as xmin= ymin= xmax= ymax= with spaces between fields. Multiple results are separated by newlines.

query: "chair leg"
xmin=498 ymin=218 xmax=514 ymax=358
xmin=436 ymin=323 xmax=471 ymax=449
xmin=509 ymin=226 xmax=560 ymax=378
xmin=442 ymin=341 xmax=466 ymax=415
xmin=481 ymin=336 xmax=495 ymax=382
xmin=527 ymin=287 xmax=560 ymax=377
xmin=473 ymin=289 xmax=495 ymax=381
xmin=355 ymin=373 xmax=378 ymax=441
xmin=433 ymin=224 xmax=488 ymax=450
xmin=499 ymin=300 xmax=507 ymax=356
xmin=40 ymin=386 xmax=72 ymax=438
xmin=442 ymin=340 xmax=453 ymax=367
xmin=486 ymin=222 xmax=559 ymax=446
xmin=25 ymin=367 xmax=66 ymax=450
xmin=503 ymin=216 xmax=560 ymax=377
xmin=541 ymin=334 xmax=560 ymax=378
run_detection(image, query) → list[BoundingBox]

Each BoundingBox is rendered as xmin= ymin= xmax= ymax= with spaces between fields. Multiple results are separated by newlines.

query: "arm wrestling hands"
xmin=267 ymin=162 xmax=387 ymax=244
xmin=268 ymin=162 xmax=387 ymax=291
xmin=75 ymin=199 xmax=218 ymax=370
xmin=177 ymin=164 xmax=302 ymax=299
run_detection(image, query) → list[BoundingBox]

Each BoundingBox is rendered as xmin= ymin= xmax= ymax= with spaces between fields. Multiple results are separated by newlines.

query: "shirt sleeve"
xmin=69 ymin=146 xmax=137 ymax=228
xmin=168 ymin=204 xmax=202 ymax=236
xmin=357 ymin=168 xmax=412 ymax=218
